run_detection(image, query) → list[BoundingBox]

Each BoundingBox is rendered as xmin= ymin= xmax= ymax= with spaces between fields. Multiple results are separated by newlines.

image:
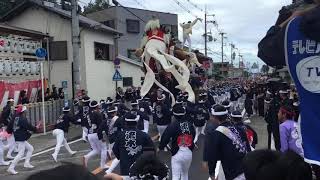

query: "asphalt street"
xmin=0 ymin=115 xmax=267 ymax=180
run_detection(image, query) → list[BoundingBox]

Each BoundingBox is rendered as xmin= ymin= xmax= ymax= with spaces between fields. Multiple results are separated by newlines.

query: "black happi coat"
xmin=153 ymin=102 xmax=172 ymax=126
xmin=204 ymin=121 xmax=251 ymax=180
xmin=113 ymin=127 xmax=154 ymax=175
xmin=159 ymin=118 xmax=195 ymax=156
xmin=192 ymin=103 xmax=210 ymax=127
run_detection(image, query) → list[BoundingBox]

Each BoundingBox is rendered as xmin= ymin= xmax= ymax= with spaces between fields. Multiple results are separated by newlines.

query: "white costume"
xmin=0 ymin=130 xmax=9 ymax=166
xmin=52 ymin=129 xmax=77 ymax=162
xmin=139 ymin=18 xmax=196 ymax=103
xmin=180 ymin=18 xmax=201 ymax=51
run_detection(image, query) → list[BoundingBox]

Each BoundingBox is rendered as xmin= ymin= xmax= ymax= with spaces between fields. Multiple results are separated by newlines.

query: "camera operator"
xmin=258 ymin=0 xmax=319 ymax=67
xmin=259 ymin=0 xmax=320 ymax=178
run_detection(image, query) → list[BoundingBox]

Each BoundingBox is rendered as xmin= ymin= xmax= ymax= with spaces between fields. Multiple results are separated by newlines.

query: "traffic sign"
xmin=114 ymin=58 xmax=120 ymax=66
xmin=61 ymin=80 xmax=68 ymax=89
xmin=112 ymin=69 xmax=122 ymax=81
xmin=35 ymin=48 xmax=47 ymax=58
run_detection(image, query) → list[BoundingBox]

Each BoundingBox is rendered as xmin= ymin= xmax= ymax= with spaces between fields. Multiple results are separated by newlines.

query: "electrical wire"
xmin=79 ymin=0 xmax=127 ymax=25
xmin=131 ymin=0 xmax=148 ymax=9
xmin=182 ymin=0 xmax=204 ymax=12
xmin=171 ymin=0 xmax=200 ymax=19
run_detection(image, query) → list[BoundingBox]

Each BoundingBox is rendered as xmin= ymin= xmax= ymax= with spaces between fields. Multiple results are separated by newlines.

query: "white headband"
xmin=125 ymin=115 xmax=140 ymax=122
xmin=157 ymin=95 xmax=165 ymax=101
xmin=211 ymin=109 xmax=228 ymax=116
xmin=82 ymin=98 xmax=90 ymax=102
xmin=106 ymin=100 xmax=114 ymax=104
xmin=279 ymin=90 xmax=288 ymax=94
xmin=264 ymin=99 xmax=271 ymax=104
xmin=231 ymin=114 xmax=242 ymax=118
xmin=89 ymin=103 xmax=99 ymax=108
xmin=63 ymin=108 xmax=71 ymax=112
xmin=223 ymin=103 xmax=231 ymax=108
xmin=173 ymin=112 xmax=186 ymax=116
xmin=108 ymin=107 xmax=118 ymax=113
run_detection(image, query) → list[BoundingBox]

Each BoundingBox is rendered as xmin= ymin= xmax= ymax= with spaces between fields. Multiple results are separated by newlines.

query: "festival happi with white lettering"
xmin=0 ymin=0 xmax=320 ymax=180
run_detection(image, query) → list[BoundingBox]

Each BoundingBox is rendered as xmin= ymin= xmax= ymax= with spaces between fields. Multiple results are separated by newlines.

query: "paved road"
xmin=0 ymin=115 xmax=267 ymax=180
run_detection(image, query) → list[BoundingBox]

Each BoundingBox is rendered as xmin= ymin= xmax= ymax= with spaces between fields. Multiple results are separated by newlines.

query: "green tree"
xmin=243 ymin=70 xmax=250 ymax=78
xmin=0 ymin=0 xmax=24 ymax=16
xmin=83 ymin=0 xmax=110 ymax=14
xmin=260 ymin=64 xmax=269 ymax=74
xmin=251 ymin=62 xmax=259 ymax=69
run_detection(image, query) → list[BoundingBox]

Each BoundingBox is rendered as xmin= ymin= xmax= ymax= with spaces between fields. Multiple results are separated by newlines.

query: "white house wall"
xmin=82 ymin=29 xmax=144 ymax=100
xmin=5 ymin=7 xmax=76 ymax=97
xmin=5 ymin=6 xmax=144 ymax=101
xmin=118 ymin=61 xmax=144 ymax=90
xmin=82 ymin=29 xmax=115 ymax=100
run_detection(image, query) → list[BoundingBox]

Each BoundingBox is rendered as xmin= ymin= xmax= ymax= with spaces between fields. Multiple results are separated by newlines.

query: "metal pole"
xmin=204 ymin=6 xmax=207 ymax=57
xmin=220 ymin=32 xmax=225 ymax=76
xmin=230 ymin=43 xmax=233 ymax=66
xmin=40 ymin=61 xmax=46 ymax=134
xmin=71 ymin=0 xmax=81 ymax=99
xmin=230 ymin=44 xmax=233 ymax=78
xmin=238 ymin=52 xmax=241 ymax=68
xmin=114 ymin=19 xmax=119 ymax=92
xmin=46 ymin=38 xmax=50 ymax=86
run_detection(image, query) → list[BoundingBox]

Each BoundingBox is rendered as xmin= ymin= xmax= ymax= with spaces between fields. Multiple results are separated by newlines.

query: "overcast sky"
xmin=82 ymin=0 xmax=292 ymax=68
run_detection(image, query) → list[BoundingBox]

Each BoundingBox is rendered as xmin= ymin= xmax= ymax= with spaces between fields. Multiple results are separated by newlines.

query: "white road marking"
xmin=8 ymin=138 xmax=83 ymax=162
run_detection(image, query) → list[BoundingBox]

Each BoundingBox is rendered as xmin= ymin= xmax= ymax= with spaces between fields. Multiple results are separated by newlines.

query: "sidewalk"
xmin=28 ymin=125 xmax=82 ymax=154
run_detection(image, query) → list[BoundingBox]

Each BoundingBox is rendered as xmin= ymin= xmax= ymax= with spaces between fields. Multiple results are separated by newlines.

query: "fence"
xmin=24 ymin=99 xmax=72 ymax=132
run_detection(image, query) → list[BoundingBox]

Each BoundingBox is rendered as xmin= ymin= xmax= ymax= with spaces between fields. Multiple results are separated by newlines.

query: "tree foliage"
xmin=251 ymin=62 xmax=259 ymax=69
xmin=83 ymin=0 xmax=110 ymax=14
xmin=260 ymin=64 xmax=269 ymax=74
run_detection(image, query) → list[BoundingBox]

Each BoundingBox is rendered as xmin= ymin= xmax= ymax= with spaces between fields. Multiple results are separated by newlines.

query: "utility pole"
xmin=204 ymin=6 xmax=207 ymax=57
xmin=230 ymin=43 xmax=234 ymax=78
xmin=230 ymin=43 xmax=234 ymax=66
xmin=71 ymin=0 xmax=81 ymax=99
xmin=238 ymin=52 xmax=242 ymax=68
xmin=204 ymin=6 xmax=215 ymax=57
xmin=220 ymin=32 xmax=226 ymax=76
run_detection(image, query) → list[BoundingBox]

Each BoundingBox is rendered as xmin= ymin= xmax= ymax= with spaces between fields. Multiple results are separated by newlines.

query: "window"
xmin=126 ymin=19 xmax=140 ymax=33
xmin=171 ymin=25 xmax=178 ymax=38
xmin=94 ymin=42 xmax=110 ymax=60
xmin=49 ymin=41 xmax=68 ymax=60
xmin=141 ymin=77 xmax=145 ymax=85
xmin=123 ymin=77 xmax=133 ymax=87
xmin=162 ymin=24 xmax=172 ymax=33
xmin=102 ymin=20 xmax=115 ymax=28
xmin=127 ymin=49 xmax=141 ymax=62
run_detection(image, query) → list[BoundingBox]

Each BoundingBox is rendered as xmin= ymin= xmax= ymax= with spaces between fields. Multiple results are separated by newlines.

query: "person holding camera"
xmin=258 ymin=0 xmax=319 ymax=67
xmin=259 ymin=0 xmax=320 ymax=178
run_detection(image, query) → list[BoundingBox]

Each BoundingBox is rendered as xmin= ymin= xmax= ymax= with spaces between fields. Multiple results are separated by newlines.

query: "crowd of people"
xmin=0 ymin=0 xmax=319 ymax=178
xmin=0 ymin=77 xmax=317 ymax=180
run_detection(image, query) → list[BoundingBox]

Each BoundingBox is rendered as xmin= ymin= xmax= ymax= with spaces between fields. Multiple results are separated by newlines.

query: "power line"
xmin=130 ymin=0 xmax=148 ymax=9
xmin=171 ymin=0 xmax=200 ymax=19
xmin=113 ymin=0 xmax=146 ymax=22
xmin=79 ymin=0 xmax=136 ymax=25
xmin=182 ymin=0 xmax=204 ymax=12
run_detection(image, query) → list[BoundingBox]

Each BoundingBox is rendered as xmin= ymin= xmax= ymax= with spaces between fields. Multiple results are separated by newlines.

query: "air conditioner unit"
xmin=18 ymin=61 xmax=26 ymax=74
xmin=30 ymin=62 xmax=37 ymax=74
xmin=44 ymin=1 xmax=55 ymax=8
xmin=4 ymin=60 xmax=12 ymax=75
xmin=0 ymin=60 xmax=4 ymax=74
xmin=12 ymin=60 xmax=20 ymax=74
